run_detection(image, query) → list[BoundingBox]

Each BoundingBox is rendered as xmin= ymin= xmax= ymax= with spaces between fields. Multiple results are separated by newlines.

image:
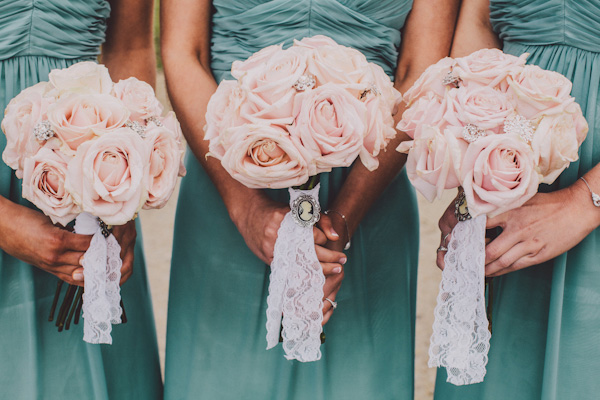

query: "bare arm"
xmin=450 ymin=0 xmax=501 ymax=58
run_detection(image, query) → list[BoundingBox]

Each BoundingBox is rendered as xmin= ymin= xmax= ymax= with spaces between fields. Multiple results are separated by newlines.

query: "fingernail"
xmin=331 ymin=230 xmax=339 ymax=238
xmin=73 ymin=272 xmax=84 ymax=281
xmin=339 ymin=257 xmax=347 ymax=265
xmin=79 ymin=256 xmax=84 ymax=266
xmin=333 ymin=267 xmax=342 ymax=274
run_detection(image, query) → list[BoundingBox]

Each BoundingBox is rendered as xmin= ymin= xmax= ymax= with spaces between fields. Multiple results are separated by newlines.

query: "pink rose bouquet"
xmin=1 ymin=61 xmax=185 ymax=344
xmin=397 ymin=48 xmax=588 ymax=385
xmin=205 ymin=36 xmax=402 ymax=362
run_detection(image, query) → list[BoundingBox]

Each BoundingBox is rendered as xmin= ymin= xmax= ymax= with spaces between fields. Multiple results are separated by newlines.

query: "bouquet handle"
xmin=428 ymin=214 xmax=491 ymax=385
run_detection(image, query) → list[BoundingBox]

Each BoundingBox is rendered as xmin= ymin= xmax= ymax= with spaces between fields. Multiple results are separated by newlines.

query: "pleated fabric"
xmin=0 ymin=2 xmax=163 ymax=399
xmin=435 ymin=1 xmax=600 ymax=399
xmin=164 ymin=1 xmax=419 ymax=399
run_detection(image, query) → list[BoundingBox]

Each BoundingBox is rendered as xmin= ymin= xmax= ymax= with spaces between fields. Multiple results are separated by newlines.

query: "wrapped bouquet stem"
xmin=205 ymin=35 xmax=402 ymax=361
xmin=398 ymin=48 xmax=588 ymax=384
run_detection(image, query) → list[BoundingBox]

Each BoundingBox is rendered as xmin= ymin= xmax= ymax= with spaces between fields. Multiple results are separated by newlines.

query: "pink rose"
xmin=306 ymin=44 xmax=370 ymax=91
xmin=47 ymin=94 xmax=130 ymax=152
xmin=461 ymin=134 xmax=540 ymax=217
xmin=507 ymin=65 xmax=574 ymax=119
xmin=454 ymin=48 xmax=527 ymax=90
xmin=397 ymin=125 xmax=463 ymax=201
xmin=397 ymin=93 xmax=447 ymax=139
xmin=204 ymin=80 xmax=246 ymax=158
xmin=403 ymin=57 xmax=456 ymax=105
xmin=294 ymin=35 xmax=339 ymax=49
xmin=231 ymin=44 xmax=283 ymax=80
xmin=113 ymin=77 xmax=163 ymax=123
xmin=220 ymin=124 xmax=310 ymax=189
xmin=532 ymin=112 xmax=585 ymax=184
xmin=1 ymin=82 xmax=55 ymax=178
xmin=239 ymin=46 xmax=309 ymax=125
xmin=66 ymin=128 xmax=149 ymax=225
xmin=445 ymin=85 xmax=515 ymax=134
xmin=159 ymin=111 xmax=187 ymax=177
xmin=143 ymin=125 xmax=183 ymax=209
xmin=22 ymin=147 xmax=80 ymax=226
xmin=289 ymin=84 xmax=367 ymax=175
xmin=359 ymin=86 xmax=398 ymax=170
xmin=48 ymin=61 xmax=113 ymax=96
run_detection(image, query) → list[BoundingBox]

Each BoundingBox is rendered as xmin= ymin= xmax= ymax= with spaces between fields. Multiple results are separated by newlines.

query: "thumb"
xmin=318 ymin=214 xmax=339 ymax=242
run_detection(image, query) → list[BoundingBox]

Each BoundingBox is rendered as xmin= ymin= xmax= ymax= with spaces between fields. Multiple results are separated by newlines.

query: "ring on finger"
xmin=443 ymin=233 xmax=450 ymax=247
xmin=324 ymin=297 xmax=337 ymax=310
xmin=437 ymin=245 xmax=448 ymax=252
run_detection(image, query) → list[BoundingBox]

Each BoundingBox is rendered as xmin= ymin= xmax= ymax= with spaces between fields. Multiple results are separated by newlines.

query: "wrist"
xmin=569 ymin=177 xmax=600 ymax=231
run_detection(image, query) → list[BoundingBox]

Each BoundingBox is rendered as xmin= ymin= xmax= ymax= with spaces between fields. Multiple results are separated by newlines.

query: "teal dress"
xmin=0 ymin=2 xmax=163 ymax=399
xmin=435 ymin=1 xmax=600 ymax=399
xmin=164 ymin=1 xmax=419 ymax=399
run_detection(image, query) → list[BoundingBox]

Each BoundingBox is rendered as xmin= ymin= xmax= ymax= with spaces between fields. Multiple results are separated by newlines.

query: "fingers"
xmin=53 ymin=270 xmax=84 ymax=286
xmin=317 ymin=214 xmax=340 ymax=242
xmin=322 ymin=307 xmax=334 ymax=325
xmin=313 ymin=227 xmax=327 ymax=246
xmin=120 ymin=245 xmax=135 ymax=285
xmin=436 ymin=248 xmax=446 ymax=270
xmin=315 ymin=245 xmax=346 ymax=265
xmin=485 ymin=241 xmax=528 ymax=276
xmin=485 ymin=230 xmax=522 ymax=265
xmin=61 ymin=230 xmax=93 ymax=252
xmin=321 ymin=262 xmax=343 ymax=276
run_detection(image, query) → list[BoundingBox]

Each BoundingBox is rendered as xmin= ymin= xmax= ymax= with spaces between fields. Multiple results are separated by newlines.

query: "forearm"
xmin=328 ymin=0 xmax=460 ymax=236
xmin=571 ymin=164 xmax=600 ymax=233
xmin=450 ymin=0 xmax=501 ymax=57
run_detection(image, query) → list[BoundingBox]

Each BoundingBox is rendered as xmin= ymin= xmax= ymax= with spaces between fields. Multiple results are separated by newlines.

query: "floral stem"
xmin=74 ymin=290 xmax=84 ymax=325
xmin=56 ymin=284 xmax=77 ymax=331
xmin=120 ymin=299 xmax=127 ymax=324
xmin=486 ymin=277 xmax=493 ymax=333
xmin=65 ymin=286 xmax=84 ymax=330
xmin=48 ymin=280 xmax=64 ymax=322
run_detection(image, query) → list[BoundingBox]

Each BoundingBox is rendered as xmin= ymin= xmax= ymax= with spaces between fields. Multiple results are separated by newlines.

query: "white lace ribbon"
xmin=428 ymin=214 xmax=491 ymax=385
xmin=74 ymin=212 xmax=122 ymax=344
xmin=266 ymin=184 xmax=325 ymax=362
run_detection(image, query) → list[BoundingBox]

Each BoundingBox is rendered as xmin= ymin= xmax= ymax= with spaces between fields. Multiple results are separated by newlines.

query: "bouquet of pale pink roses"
xmin=397 ymin=48 xmax=588 ymax=385
xmin=2 ymin=61 xmax=186 ymax=344
xmin=205 ymin=35 xmax=402 ymax=362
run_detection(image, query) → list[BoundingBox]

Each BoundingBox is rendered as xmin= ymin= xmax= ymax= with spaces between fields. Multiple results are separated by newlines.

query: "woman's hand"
xmin=0 ymin=198 xmax=91 ymax=286
xmin=436 ymin=193 xmax=460 ymax=270
xmin=69 ymin=220 xmax=138 ymax=286
xmin=485 ymin=180 xmax=599 ymax=276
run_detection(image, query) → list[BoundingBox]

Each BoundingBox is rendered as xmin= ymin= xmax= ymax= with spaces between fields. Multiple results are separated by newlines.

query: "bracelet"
xmin=323 ymin=210 xmax=351 ymax=250
xmin=580 ymin=177 xmax=600 ymax=207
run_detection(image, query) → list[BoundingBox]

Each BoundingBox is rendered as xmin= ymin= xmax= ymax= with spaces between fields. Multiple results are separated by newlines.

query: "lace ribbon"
xmin=428 ymin=214 xmax=491 ymax=385
xmin=74 ymin=212 xmax=122 ymax=344
xmin=266 ymin=184 xmax=325 ymax=362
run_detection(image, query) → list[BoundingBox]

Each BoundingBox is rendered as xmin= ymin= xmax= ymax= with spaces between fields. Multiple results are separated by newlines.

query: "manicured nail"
xmin=79 ymin=256 xmax=84 ymax=266
xmin=333 ymin=267 xmax=342 ymax=274
xmin=73 ymin=273 xmax=84 ymax=281
xmin=339 ymin=257 xmax=347 ymax=265
xmin=330 ymin=230 xmax=339 ymax=238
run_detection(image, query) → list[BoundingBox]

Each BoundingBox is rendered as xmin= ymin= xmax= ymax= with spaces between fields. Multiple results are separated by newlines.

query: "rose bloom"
xmin=294 ymin=35 xmax=338 ymax=49
xmin=445 ymin=85 xmax=515 ymax=134
xmin=289 ymin=83 xmax=367 ymax=175
xmin=359 ymin=88 xmax=398 ymax=170
xmin=113 ymin=77 xmax=163 ymax=123
xmin=159 ymin=111 xmax=187 ymax=177
xmin=461 ymin=134 xmax=540 ymax=218
xmin=507 ymin=65 xmax=574 ymax=119
xmin=47 ymin=93 xmax=130 ymax=152
xmin=22 ymin=146 xmax=80 ymax=226
xmin=66 ymin=128 xmax=149 ymax=225
xmin=48 ymin=61 xmax=113 ymax=96
xmin=454 ymin=48 xmax=528 ymax=90
xmin=220 ymin=124 xmax=310 ymax=189
xmin=533 ymin=111 xmax=587 ymax=184
xmin=397 ymin=125 xmax=463 ymax=202
xmin=397 ymin=93 xmax=447 ymax=139
xmin=238 ymin=46 xmax=309 ymax=125
xmin=204 ymin=80 xmax=247 ymax=158
xmin=403 ymin=57 xmax=456 ymax=105
xmin=306 ymin=42 xmax=370 ymax=91
xmin=231 ymin=44 xmax=283 ymax=80
xmin=1 ymin=82 xmax=55 ymax=178
xmin=143 ymin=125 xmax=184 ymax=209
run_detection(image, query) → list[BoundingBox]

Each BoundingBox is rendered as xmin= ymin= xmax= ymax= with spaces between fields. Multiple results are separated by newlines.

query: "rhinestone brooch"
xmin=33 ymin=121 xmax=55 ymax=141
xmin=442 ymin=70 xmax=461 ymax=88
xmin=126 ymin=120 xmax=146 ymax=138
xmin=462 ymin=124 xmax=488 ymax=143
xmin=293 ymin=74 xmax=316 ymax=91
xmin=503 ymin=115 xmax=535 ymax=143
xmin=145 ymin=116 xmax=163 ymax=127
xmin=360 ymin=83 xmax=381 ymax=100
xmin=291 ymin=194 xmax=321 ymax=228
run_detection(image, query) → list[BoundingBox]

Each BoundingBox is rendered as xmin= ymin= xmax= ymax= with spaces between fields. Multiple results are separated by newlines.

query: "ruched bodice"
xmin=210 ymin=0 xmax=413 ymax=80
xmin=0 ymin=0 xmax=110 ymax=60
xmin=490 ymin=0 xmax=600 ymax=51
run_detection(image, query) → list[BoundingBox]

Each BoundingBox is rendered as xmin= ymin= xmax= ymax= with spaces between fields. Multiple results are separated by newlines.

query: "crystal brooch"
xmin=33 ymin=121 xmax=55 ymax=141
xmin=503 ymin=115 xmax=535 ymax=143
xmin=442 ymin=71 xmax=461 ymax=88
xmin=126 ymin=120 xmax=146 ymax=138
xmin=293 ymin=74 xmax=316 ymax=91
xmin=462 ymin=124 xmax=488 ymax=143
